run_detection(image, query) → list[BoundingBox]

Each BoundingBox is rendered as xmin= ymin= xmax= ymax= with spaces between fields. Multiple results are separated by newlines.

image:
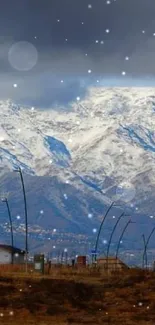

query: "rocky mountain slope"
xmin=1 ymin=87 xmax=155 ymax=252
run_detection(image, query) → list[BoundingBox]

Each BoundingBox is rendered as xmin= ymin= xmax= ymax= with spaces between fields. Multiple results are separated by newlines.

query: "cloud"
xmin=1 ymin=35 xmax=155 ymax=109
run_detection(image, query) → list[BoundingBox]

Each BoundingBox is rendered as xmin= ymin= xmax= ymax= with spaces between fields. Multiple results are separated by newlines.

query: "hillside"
xmin=0 ymin=268 xmax=155 ymax=324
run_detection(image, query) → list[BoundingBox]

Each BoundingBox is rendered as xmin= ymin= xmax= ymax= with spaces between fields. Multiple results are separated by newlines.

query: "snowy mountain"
xmin=1 ymin=88 xmax=155 ymax=250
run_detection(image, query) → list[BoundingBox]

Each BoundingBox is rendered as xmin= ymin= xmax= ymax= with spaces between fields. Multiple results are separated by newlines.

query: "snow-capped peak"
xmin=1 ymin=87 xmax=155 ymax=209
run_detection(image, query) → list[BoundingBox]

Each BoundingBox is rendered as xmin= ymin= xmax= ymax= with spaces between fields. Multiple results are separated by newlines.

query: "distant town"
xmin=1 ymin=220 xmax=155 ymax=268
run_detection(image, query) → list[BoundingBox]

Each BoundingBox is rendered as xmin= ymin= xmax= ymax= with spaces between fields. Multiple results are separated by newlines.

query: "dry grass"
xmin=0 ymin=266 xmax=154 ymax=324
xmin=0 ymin=264 xmax=103 ymax=283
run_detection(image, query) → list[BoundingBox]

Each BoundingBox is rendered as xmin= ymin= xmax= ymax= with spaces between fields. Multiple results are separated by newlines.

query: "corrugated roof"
xmin=0 ymin=244 xmax=25 ymax=254
xmin=97 ymin=257 xmax=121 ymax=261
xmin=97 ymin=256 xmax=129 ymax=268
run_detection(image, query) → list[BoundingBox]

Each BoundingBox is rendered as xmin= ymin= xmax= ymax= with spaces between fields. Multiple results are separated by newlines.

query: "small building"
xmin=76 ymin=255 xmax=86 ymax=267
xmin=0 ymin=244 xmax=25 ymax=264
xmin=97 ymin=256 xmax=129 ymax=271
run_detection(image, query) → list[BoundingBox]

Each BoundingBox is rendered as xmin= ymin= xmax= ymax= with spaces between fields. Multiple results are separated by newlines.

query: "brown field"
xmin=0 ymin=264 xmax=155 ymax=325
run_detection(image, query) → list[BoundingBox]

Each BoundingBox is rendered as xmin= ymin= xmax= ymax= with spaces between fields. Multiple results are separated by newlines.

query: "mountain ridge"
xmin=1 ymin=87 xmax=155 ymax=253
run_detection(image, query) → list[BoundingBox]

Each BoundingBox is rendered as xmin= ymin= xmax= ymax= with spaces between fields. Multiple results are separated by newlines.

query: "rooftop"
xmin=97 ymin=256 xmax=129 ymax=268
xmin=0 ymin=244 xmax=25 ymax=254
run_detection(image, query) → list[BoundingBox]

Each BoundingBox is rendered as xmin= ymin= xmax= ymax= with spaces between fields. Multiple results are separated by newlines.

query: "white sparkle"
xmin=95 ymin=40 xmax=99 ymax=43
xmin=112 ymin=215 xmax=116 ymax=219
xmin=76 ymin=96 xmax=80 ymax=101
xmin=93 ymin=228 xmax=97 ymax=233
xmin=34 ymin=36 xmax=37 ymax=39
xmin=150 ymin=215 xmax=154 ymax=218
xmin=142 ymin=30 xmax=145 ymax=34
xmin=64 ymin=248 xmax=68 ymax=252
xmin=40 ymin=210 xmax=44 ymax=214
xmin=106 ymin=0 xmax=111 ymax=4
xmin=88 ymin=69 xmax=92 ymax=73
xmin=138 ymin=302 xmax=143 ymax=306
xmin=61 ymin=80 xmax=64 ymax=83
xmin=96 ymin=80 xmax=99 ymax=83
xmin=153 ymin=33 xmax=155 ymax=36
xmin=31 ymin=106 xmax=35 ymax=111
xmin=65 ymin=179 xmax=69 ymax=183
xmin=103 ymin=239 xmax=107 ymax=244
xmin=9 ymin=311 xmax=14 ymax=316
xmin=105 ymin=29 xmax=110 ymax=33
xmin=122 ymin=71 xmax=126 ymax=75
xmin=57 ymin=19 xmax=60 ymax=22
xmin=49 ymin=159 xmax=53 ymax=164
xmin=13 ymin=83 xmax=18 ymax=88
xmin=81 ymin=22 xmax=84 ymax=25
xmin=125 ymin=56 xmax=129 ymax=60
xmin=18 ymin=128 xmax=21 ymax=132
xmin=65 ymin=38 xmax=68 ymax=42
xmin=53 ymin=245 xmax=56 ymax=249
xmin=85 ymin=53 xmax=88 ymax=56
xmin=16 ymin=215 xmax=21 ymax=220
xmin=100 ymin=40 xmax=104 ymax=44
xmin=64 ymin=193 xmax=68 ymax=199
xmin=120 ymin=240 xmax=123 ymax=244
xmin=0 ymin=137 xmax=5 ymax=142
xmin=88 ymin=4 xmax=92 ymax=9
xmin=88 ymin=213 xmax=93 ymax=218
xmin=53 ymin=228 xmax=56 ymax=232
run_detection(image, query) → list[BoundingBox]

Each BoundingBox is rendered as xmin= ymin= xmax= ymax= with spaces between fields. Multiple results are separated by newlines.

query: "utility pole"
xmin=142 ymin=227 xmax=155 ymax=269
xmin=94 ymin=201 xmax=115 ymax=262
xmin=14 ymin=167 xmax=28 ymax=272
xmin=115 ymin=220 xmax=135 ymax=260
xmin=106 ymin=212 xmax=125 ymax=271
xmin=94 ymin=202 xmax=124 ymax=264
xmin=142 ymin=234 xmax=147 ymax=269
xmin=1 ymin=196 xmax=14 ymax=264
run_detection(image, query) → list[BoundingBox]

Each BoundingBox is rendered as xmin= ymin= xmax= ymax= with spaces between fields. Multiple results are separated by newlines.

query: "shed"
xmin=0 ymin=244 xmax=25 ymax=264
xmin=76 ymin=256 xmax=86 ymax=267
xmin=97 ymin=256 xmax=129 ymax=271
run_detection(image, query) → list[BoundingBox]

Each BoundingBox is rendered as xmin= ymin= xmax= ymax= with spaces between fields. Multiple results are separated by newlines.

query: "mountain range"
xmin=1 ymin=87 xmax=155 ymax=256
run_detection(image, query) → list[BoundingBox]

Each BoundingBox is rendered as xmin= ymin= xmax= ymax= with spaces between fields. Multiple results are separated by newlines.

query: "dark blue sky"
xmin=0 ymin=0 xmax=155 ymax=108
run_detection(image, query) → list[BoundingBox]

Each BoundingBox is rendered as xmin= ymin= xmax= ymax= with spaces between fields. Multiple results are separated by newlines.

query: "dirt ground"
xmin=0 ymin=268 xmax=155 ymax=325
